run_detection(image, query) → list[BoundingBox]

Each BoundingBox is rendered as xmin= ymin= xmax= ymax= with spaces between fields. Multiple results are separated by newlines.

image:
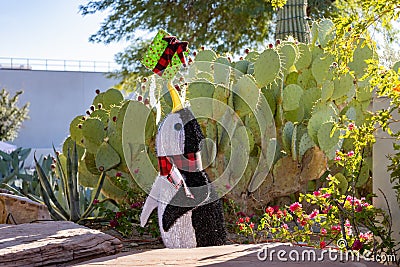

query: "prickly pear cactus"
xmin=64 ymin=88 xmax=157 ymax=202
xmin=61 ymin=19 xmax=376 ymax=209
xmin=159 ymin=19 xmax=375 ymax=212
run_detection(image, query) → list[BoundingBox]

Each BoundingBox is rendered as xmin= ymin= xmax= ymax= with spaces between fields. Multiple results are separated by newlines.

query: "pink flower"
xmin=334 ymin=156 xmax=341 ymax=161
xmin=249 ymin=222 xmax=255 ymax=229
xmin=116 ymin=172 xmax=122 ymax=177
xmin=225 ymin=184 xmax=231 ymax=189
xmin=320 ymin=241 xmax=327 ymax=249
xmin=283 ymin=224 xmax=289 ymax=230
xmin=352 ymin=239 xmax=363 ymax=250
xmin=359 ymin=232 xmax=373 ymax=241
xmin=92 ymin=199 xmax=99 ymax=205
xmin=322 ymin=193 xmax=331 ymax=199
xmin=322 ymin=205 xmax=332 ymax=214
xmin=115 ymin=211 xmax=123 ymax=219
xmin=130 ymin=202 xmax=142 ymax=209
xmin=239 ymin=225 xmax=244 ymax=231
xmin=109 ymin=219 xmax=119 ymax=228
xmin=309 ymin=209 xmax=319 ymax=219
xmin=297 ymin=218 xmax=308 ymax=226
xmin=345 ymin=219 xmax=351 ymax=227
xmin=245 ymin=217 xmax=250 ymax=223
xmin=134 ymin=168 xmax=139 ymax=174
xmin=266 ymin=207 xmax=275 ymax=215
xmin=355 ymin=205 xmax=363 ymax=212
xmin=238 ymin=217 xmax=244 ymax=223
xmin=276 ymin=210 xmax=284 ymax=219
xmin=236 ymin=211 xmax=246 ymax=217
xmin=331 ymin=225 xmax=341 ymax=233
xmin=271 ymin=205 xmax=280 ymax=213
xmin=313 ymin=190 xmax=321 ymax=197
xmin=320 ymin=228 xmax=327 ymax=235
xmin=347 ymin=151 xmax=355 ymax=157
xmin=348 ymin=123 xmax=355 ymax=131
xmin=289 ymin=202 xmax=302 ymax=212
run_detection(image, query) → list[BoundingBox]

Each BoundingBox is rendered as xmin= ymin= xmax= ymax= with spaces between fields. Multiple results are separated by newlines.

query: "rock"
xmin=0 ymin=221 xmax=123 ymax=266
xmin=0 ymin=193 xmax=51 ymax=224
xmin=300 ymin=146 xmax=328 ymax=182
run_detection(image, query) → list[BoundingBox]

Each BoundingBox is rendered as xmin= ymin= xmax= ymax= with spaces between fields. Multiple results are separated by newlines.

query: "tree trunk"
xmin=275 ymin=0 xmax=310 ymax=43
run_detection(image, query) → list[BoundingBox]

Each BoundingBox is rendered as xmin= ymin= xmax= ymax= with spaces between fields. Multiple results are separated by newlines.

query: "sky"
xmin=0 ymin=0 xmax=128 ymax=63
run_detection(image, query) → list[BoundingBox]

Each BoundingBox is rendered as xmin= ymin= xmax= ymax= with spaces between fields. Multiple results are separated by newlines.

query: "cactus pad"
xmin=295 ymin=43 xmax=312 ymax=70
xmin=278 ymin=42 xmax=299 ymax=71
xmin=122 ymin=101 xmax=156 ymax=148
xmin=245 ymin=51 xmax=260 ymax=63
xmin=284 ymin=106 xmax=304 ymax=123
xmin=234 ymin=60 xmax=250 ymax=74
xmin=285 ymin=72 xmax=299 ymax=85
xmin=214 ymin=57 xmax=231 ymax=85
xmin=212 ymin=85 xmax=230 ymax=120
xmin=233 ymin=74 xmax=260 ymax=117
xmin=311 ymin=21 xmax=319 ymax=46
xmin=300 ymin=87 xmax=320 ymax=119
xmin=95 ymin=142 xmax=121 ymax=172
xmin=81 ymin=118 xmax=106 ymax=154
xmin=321 ymin=80 xmax=334 ymax=102
xmin=187 ymin=80 xmax=215 ymax=100
xmin=261 ymin=87 xmax=276 ymax=116
xmin=348 ymin=39 xmax=375 ymax=78
xmin=90 ymin=109 xmax=109 ymax=123
xmin=334 ymin=173 xmax=348 ymax=194
xmin=69 ymin=115 xmax=85 ymax=146
xmin=311 ymin=54 xmax=335 ymax=85
xmin=282 ymin=121 xmax=294 ymax=154
xmin=307 ymin=101 xmax=338 ymax=144
xmin=317 ymin=121 xmax=342 ymax=160
xmin=254 ymin=49 xmax=281 ymax=87
xmin=356 ymin=156 xmax=372 ymax=187
xmin=317 ymin=19 xmax=335 ymax=48
xmin=393 ymin=61 xmax=400 ymax=73
xmin=297 ymin=68 xmax=316 ymax=89
xmin=299 ymin=132 xmax=315 ymax=158
xmin=194 ymin=49 xmax=217 ymax=62
xmin=102 ymin=88 xmax=124 ymax=110
xmin=283 ymin=84 xmax=303 ymax=111
xmin=332 ymin=72 xmax=354 ymax=103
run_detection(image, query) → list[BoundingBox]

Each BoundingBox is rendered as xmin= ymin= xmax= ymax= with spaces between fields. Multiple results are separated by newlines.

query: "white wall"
xmin=373 ymin=96 xmax=400 ymax=241
xmin=0 ymin=69 xmax=118 ymax=165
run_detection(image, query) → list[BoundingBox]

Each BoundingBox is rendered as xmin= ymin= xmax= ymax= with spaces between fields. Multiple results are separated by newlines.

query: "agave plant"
xmin=0 ymin=147 xmax=33 ymax=193
xmin=33 ymin=143 xmax=107 ymax=222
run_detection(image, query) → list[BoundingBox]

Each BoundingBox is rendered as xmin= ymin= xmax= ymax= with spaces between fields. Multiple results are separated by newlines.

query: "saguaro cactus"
xmin=275 ymin=0 xmax=310 ymax=43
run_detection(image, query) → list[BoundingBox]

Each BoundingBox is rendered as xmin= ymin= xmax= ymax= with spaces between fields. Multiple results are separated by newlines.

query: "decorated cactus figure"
xmin=140 ymin=31 xmax=226 ymax=248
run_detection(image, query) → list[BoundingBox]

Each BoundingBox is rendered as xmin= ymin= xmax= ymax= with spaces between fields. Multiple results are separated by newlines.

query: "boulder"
xmin=0 ymin=193 xmax=51 ymax=224
xmin=0 ymin=221 xmax=123 ymax=266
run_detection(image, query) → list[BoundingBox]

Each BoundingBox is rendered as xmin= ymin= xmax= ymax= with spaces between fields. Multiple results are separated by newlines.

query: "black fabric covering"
xmin=162 ymin=108 xmax=227 ymax=247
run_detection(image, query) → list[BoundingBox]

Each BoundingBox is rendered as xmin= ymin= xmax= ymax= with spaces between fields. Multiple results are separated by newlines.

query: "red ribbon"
xmin=158 ymin=152 xmax=202 ymax=177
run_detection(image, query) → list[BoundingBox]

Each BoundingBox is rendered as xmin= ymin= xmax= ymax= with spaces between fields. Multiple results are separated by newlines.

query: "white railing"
xmin=0 ymin=57 xmax=120 ymax=72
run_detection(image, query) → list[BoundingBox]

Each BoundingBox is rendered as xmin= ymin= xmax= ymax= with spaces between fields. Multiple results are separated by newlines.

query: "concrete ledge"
xmin=73 ymin=243 xmax=386 ymax=267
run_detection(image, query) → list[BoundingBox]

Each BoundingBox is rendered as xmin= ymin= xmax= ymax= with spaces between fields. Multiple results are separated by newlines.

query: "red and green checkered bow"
xmin=141 ymin=29 xmax=189 ymax=79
